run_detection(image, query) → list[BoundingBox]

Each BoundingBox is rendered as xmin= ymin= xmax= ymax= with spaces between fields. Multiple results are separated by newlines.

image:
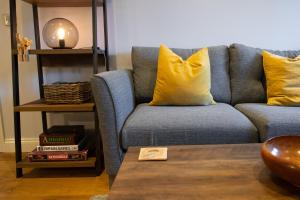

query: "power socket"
xmin=2 ymin=14 xmax=10 ymax=26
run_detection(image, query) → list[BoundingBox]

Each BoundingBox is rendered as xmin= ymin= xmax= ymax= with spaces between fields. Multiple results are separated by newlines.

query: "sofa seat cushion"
xmin=121 ymin=103 xmax=258 ymax=149
xmin=235 ymin=103 xmax=300 ymax=142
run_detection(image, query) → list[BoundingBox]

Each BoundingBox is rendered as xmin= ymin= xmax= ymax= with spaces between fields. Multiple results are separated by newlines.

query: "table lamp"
xmin=42 ymin=18 xmax=79 ymax=49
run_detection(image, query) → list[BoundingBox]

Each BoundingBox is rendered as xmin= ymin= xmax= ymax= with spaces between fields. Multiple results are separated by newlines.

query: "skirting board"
xmin=0 ymin=138 xmax=39 ymax=152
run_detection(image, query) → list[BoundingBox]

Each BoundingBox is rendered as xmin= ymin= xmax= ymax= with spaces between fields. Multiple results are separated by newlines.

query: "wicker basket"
xmin=43 ymin=82 xmax=91 ymax=104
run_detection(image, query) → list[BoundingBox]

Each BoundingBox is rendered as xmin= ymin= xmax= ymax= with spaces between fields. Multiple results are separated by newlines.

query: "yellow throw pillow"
xmin=149 ymin=45 xmax=215 ymax=106
xmin=262 ymin=50 xmax=300 ymax=106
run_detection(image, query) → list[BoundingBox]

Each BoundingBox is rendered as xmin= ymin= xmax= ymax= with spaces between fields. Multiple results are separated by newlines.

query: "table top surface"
xmin=108 ymin=144 xmax=300 ymax=200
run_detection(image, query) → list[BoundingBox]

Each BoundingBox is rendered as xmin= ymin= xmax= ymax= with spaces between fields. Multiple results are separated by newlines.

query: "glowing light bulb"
xmin=57 ymin=28 xmax=65 ymax=40
xmin=43 ymin=18 xmax=79 ymax=49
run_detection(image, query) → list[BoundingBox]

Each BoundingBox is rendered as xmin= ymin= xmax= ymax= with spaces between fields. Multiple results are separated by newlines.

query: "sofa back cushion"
xmin=132 ymin=46 xmax=231 ymax=104
xmin=229 ymin=43 xmax=300 ymax=105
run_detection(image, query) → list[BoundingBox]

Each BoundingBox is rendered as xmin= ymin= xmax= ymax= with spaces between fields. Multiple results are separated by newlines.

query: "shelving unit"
xmin=28 ymin=48 xmax=105 ymax=55
xmin=14 ymin=99 xmax=95 ymax=112
xmin=22 ymin=0 xmax=104 ymax=7
xmin=9 ymin=0 xmax=109 ymax=177
xmin=17 ymin=157 xmax=96 ymax=168
xmin=13 ymin=48 xmax=105 ymax=55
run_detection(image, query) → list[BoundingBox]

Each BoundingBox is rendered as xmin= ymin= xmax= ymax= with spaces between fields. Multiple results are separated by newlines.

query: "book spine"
xmin=39 ymin=134 xmax=76 ymax=146
xmin=36 ymin=145 xmax=78 ymax=152
xmin=48 ymin=154 xmax=68 ymax=161
xmin=27 ymin=150 xmax=88 ymax=162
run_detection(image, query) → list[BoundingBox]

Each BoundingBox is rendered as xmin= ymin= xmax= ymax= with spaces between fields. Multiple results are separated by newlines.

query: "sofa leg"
xmin=109 ymin=175 xmax=116 ymax=189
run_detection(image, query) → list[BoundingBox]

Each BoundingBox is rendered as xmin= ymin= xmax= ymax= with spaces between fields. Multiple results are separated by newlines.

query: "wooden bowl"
xmin=261 ymin=136 xmax=300 ymax=187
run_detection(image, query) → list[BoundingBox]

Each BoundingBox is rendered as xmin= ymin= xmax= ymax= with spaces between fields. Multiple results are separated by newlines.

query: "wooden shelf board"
xmin=14 ymin=99 xmax=95 ymax=112
xmin=28 ymin=49 xmax=104 ymax=55
xmin=16 ymin=157 xmax=96 ymax=168
xmin=22 ymin=0 xmax=103 ymax=7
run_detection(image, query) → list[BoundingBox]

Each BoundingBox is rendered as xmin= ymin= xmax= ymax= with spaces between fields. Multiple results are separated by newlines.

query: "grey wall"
xmin=111 ymin=0 xmax=300 ymax=69
xmin=1 ymin=0 xmax=300 ymax=151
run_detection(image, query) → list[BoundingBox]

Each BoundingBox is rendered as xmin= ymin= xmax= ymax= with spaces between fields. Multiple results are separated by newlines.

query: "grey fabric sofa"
xmin=91 ymin=43 xmax=300 ymax=185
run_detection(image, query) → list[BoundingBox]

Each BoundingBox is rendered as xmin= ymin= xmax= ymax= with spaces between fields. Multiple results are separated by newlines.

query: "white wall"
xmin=0 ymin=0 xmax=11 ymax=149
xmin=38 ymin=7 xmax=106 ymax=131
xmin=38 ymin=7 xmax=105 ymax=84
xmin=112 ymin=0 xmax=300 ymax=68
xmin=0 ymin=0 xmax=43 ymax=151
xmin=38 ymin=7 xmax=104 ymax=50
xmin=1 ymin=0 xmax=300 ymax=152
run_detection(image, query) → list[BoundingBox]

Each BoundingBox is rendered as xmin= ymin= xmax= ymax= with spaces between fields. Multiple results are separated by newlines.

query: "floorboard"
xmin=0 ymin=153 xmax=109 ymax=200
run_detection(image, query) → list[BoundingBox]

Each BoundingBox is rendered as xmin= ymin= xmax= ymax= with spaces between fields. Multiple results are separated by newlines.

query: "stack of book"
xmin=27 ymin=125 xmax=88 ymax=162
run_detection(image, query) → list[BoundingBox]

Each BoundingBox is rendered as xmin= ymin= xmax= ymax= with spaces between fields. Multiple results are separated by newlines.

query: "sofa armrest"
xmin=91 ymin=69 xmax=135 ymax=176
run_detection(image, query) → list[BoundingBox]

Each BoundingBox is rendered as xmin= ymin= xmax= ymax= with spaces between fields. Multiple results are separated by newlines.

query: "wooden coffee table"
xmin=108 ymin=144 xmax=300 ymax=200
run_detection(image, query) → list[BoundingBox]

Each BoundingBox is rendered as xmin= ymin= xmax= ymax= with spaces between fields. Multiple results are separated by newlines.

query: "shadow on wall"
xmin=48 ymin=112 xmax=95 ymax=130
xmin=116 ymin=53 xmax=132 ymax=69
xmin=108 ymin=54 xmax=118 ymax=70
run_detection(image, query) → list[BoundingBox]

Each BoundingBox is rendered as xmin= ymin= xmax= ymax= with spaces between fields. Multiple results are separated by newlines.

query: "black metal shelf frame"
xmin=9 ymin=0 xmax=109 ymax=177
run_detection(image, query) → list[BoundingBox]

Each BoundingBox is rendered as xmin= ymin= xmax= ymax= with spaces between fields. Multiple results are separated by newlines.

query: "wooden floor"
xmin=0 ymin=153 xmax=109 ymax=200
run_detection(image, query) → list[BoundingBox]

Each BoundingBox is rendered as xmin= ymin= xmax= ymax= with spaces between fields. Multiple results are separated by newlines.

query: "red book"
xmin=48 ymin=154 xmax=68 ymax=160
xmin=27 ymin=149 xmax=88 ymax=162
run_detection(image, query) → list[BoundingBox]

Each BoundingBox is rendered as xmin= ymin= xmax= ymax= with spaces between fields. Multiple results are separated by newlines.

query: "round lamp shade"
xmin=42 ymin=18 xmax=79 ymax=49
